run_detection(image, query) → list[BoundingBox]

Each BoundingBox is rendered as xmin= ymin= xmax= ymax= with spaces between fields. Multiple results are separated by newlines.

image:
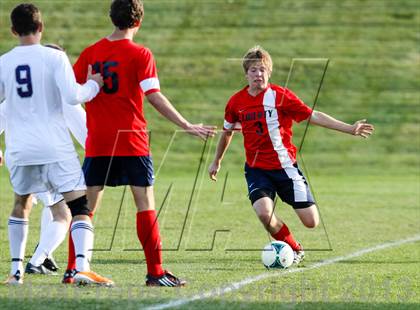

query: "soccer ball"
xmin=261 ymin=241 xmax=294 ymax=269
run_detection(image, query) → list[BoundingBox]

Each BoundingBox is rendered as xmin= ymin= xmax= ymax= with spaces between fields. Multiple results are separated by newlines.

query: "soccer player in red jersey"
xmin=208 ymin=46 xmax=374 ymax=264
xmin=64 ymin=0 xmax=215 ymax=287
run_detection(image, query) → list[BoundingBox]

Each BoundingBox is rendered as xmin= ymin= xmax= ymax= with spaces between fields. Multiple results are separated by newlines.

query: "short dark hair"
xmin=11 ymin=3 xmax=42 ymax=36
xmin=110 ymin=0 xmax=144 ymax=30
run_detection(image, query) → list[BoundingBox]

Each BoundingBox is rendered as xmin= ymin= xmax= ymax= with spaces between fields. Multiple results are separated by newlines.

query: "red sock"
xmin=136 ymin=210 xmax=164 ymax=277
xmin=66 ymin=232 xmax=76 ymax=270
xmin=271 ymin=223 xmax=302 ymax=251
xmin=66 ymin=212 xmax=94 ymax=270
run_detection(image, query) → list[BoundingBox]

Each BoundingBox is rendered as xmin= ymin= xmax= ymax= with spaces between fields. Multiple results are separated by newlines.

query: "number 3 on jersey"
xmin=92 ymin=61 xmax=119 ymax=94
xmin=15 ymin=65 xmax=33 ymax=98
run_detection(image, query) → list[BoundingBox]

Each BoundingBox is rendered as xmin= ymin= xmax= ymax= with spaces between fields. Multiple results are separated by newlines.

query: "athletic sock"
xmin=136 ymin=210 xmax=164 ymax=277
xmin=271 ymin=223 xmax=302 ymax=251
xmin=8 ymin=216 xmax=28 ymax=275
xmin=67 ymin=213 xmax=93 ymax=271
xmin=66 ymin=228 xmax=76 ymax=270
xmin=71 ymin=220 xmax=94 ymax=272
xmin=40 ymin=206 xmax=53 ymax=241
xmin=29 ymin=221 xmax=68 ymax=266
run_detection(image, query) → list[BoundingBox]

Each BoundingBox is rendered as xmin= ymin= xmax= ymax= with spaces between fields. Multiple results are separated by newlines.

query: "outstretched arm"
xmin=146 ymin=91 xmax=216 ymax=140
xmin=208 ymin=130 xmax=235 ymax=181
xmin=309 ymin=110 xmax=374 ymax=138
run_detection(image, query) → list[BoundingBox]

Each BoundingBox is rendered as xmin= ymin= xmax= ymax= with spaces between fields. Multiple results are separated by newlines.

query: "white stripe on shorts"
xmin=284 ymin=166 xmax=307 ymax=202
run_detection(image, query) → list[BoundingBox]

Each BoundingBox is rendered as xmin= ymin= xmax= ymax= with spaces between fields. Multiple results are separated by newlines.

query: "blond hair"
xmin=242 ymin=45 xmax=273 ymax=73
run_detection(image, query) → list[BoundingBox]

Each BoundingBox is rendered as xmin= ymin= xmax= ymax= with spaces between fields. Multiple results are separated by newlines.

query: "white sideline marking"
xmin=145 ymin=234 xmax=420 ymax=310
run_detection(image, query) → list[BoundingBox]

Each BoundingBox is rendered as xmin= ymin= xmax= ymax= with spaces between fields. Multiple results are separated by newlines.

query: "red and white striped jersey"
xmin=223 ymin=84 xmax=312 ymax=170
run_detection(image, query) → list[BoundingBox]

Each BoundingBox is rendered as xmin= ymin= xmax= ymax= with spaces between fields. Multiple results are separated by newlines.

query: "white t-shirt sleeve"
xmin=54 ymin=52 xmax=99 ymax=105
xmin=63 ymin=103 xmax=87 ymax=148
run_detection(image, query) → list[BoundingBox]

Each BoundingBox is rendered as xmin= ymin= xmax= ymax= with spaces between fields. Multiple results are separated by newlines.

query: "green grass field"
xmin=0 ymin=0 xmax=419 ymax=309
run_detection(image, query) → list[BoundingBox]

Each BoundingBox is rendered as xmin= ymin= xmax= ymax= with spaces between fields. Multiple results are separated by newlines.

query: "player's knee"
xmin=258 ymin=213 xmax=270 ymax=225
xmin=51 ymin=201 xmax=72 ymax=224
xmin=13 ymin=194 xmax=32 ymax=213
xmin=257 ymin=212 xmax=274 ymax=227
xmin=303 ymin=217 xmax=319 ymax=229
xmin=67 ymin=195 xmax=90 ymax=217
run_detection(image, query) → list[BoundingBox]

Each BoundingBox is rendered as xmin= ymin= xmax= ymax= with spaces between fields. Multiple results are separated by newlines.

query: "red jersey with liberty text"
xmin=73 ymin=38 xmax=160 ymax=157
xmin=223 ymin=84 xmax=312 ymax=170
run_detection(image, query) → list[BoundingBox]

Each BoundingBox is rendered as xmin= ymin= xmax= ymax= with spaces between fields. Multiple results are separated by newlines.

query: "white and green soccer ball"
xmin=261 ymin=241 xmax=294 ymax=269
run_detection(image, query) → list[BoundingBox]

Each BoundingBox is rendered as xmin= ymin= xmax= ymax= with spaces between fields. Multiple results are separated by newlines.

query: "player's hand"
xmin=87 ymin=64 xmax=104 ymax=88
xmin=351 ymin=119 xmax=374 ymax=138
xmin=186 ymin=123 xmax=217 ymax=141
xmin=208 ymin=161 xmax=221 ymax=181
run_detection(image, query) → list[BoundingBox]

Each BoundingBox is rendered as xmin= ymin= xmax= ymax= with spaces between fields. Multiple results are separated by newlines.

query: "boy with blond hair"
xmin=209 ymin=46 xmax=374 ymax=262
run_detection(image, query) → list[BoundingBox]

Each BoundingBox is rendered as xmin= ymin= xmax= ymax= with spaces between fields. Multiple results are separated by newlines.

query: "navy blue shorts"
xmin=82 ymin=156 xmax=154 ymax=187
xmin=244 ymin=163 xmax=315 ymax=209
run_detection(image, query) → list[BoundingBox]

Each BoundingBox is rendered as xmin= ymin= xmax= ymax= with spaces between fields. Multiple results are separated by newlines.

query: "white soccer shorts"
xmin=8 ymin=157 xmax=86 ymax=196
xmin=34 ymin=190 xmax=64 ymax=207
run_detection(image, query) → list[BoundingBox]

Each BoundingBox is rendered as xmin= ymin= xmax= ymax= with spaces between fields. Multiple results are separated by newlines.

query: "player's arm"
xmin=208 ymin=129 xmax=235 ymax=181
xmin=146 ymin=92 xmax=216 ymax=140
xmin=55 ymin=53 xmax=103 ymax=105
xmin=309 ymin=110 xmax=374 ymax=138
xmin=63 ymin=104 xmax=87 ymax=148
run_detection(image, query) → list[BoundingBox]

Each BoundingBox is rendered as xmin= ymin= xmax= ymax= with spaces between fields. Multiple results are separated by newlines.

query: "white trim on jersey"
xmin=140 ymin=77 xmax=160 ymax=93
xmin=263 ymin=88 xmax=294 ymax=168
xmin=223 ymin=119 xmax=235 ymax=130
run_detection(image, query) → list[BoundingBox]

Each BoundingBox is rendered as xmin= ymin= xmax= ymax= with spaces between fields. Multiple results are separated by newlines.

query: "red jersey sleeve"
xmin=73 ymin=49 xmax=89 ymax=84
xmin=282 ymin=88 xmax=313 ymax=123
xmin=223 ymin=96 xmax=239 ymax=130
xmin=137 ymin=48 xmax=160 ymax=95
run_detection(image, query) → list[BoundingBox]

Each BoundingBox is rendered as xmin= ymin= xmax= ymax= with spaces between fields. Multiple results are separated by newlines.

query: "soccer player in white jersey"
xmin=208 ymin=46 xmax=374 ymax=263
xmin=0 ymin=3 xmax=113 ymax=286
xmin=0 ymin=95 xmax=87 ymax=275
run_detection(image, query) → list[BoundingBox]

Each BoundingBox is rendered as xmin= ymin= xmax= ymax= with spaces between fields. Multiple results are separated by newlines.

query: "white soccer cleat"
xmin=73 ymin=271 xmax=114 ymax=287
xmin=3 ymin=271 xmax=23 ymax=285
xmin=293 ymin=250 xmax=305 ymax=265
